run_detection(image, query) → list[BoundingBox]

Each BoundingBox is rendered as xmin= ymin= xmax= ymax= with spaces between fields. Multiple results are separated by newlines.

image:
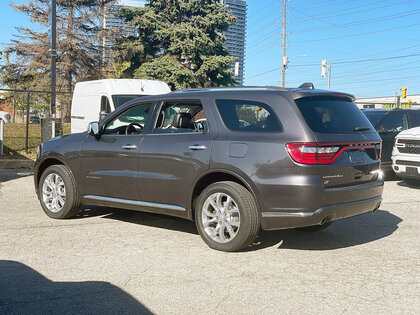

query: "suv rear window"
xmin=295 ymin=97 xmax=374 ymax=134
xmin=216 ymin=100 xmax=282 ymax=132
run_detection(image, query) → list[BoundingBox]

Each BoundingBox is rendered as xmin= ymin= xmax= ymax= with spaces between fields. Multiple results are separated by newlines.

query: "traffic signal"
xmin=402 ymin=87 xmax=407 ymax=99
xmin=321 ymin=59 xmax=327 ymax=78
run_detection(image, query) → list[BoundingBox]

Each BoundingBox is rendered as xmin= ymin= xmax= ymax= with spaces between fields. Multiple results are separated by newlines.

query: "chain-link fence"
xmin=0 ymin=89 xmax=71 ymax=159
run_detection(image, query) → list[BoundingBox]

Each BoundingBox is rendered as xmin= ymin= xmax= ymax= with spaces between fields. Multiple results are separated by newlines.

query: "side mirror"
xmin=87 ymin=121 xmax=100 ymax=137
xmin=99 ymin=111 xmax=108 ymax=121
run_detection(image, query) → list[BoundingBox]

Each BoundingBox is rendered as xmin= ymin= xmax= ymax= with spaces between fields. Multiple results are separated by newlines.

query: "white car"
xmin=392 ymin=126 xmax=420 ymax=186
xmin=0 ymin=111 xmax=11 ymax=123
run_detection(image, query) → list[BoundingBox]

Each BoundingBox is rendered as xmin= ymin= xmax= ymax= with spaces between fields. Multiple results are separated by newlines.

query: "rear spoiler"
xmin=291 ymin=89 xmax=355 ymax=102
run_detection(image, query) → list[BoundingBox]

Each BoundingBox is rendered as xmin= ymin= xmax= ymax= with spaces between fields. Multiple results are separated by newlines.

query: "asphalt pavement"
xmin=0 ymin=170 xmax=419 ymax=314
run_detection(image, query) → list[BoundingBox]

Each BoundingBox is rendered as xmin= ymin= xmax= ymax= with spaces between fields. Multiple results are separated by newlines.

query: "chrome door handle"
xmin=122 ymin=144 xmax=138 ymax=150
xmin=189 ymin=145 xmax=207 ymax=150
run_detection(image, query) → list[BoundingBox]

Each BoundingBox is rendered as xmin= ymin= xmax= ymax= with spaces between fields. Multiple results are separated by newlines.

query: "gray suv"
xmin=35 ymin=85 xmax=384 ymax=251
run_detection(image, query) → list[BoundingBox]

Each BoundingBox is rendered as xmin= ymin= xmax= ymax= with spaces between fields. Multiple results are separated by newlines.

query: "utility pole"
xmin=281 ymin=0 xmax=287 ymax=88
xmin=49 ymin=0 xmax=57 ymax=127
xmin=328 ymin=61 xmax=332 ymax=90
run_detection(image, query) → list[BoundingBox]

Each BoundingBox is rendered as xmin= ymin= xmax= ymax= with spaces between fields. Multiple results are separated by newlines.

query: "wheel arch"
xmin=35 ymin=155 xmax=69 ymax=191
xmin=190 ymin=169 xmax=260 ymax=221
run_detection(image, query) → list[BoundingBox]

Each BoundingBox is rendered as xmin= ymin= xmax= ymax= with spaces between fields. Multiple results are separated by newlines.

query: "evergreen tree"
xmin=1 ymin=0 xmax=114 ymax=118
xmin=113 ymin=0 xmax=237 ymax=89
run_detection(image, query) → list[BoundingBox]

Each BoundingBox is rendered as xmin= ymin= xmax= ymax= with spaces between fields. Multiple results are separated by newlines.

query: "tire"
xmin=403 ymin=178 xmax=420 ymax=187
xmin=295 ymin=221 xmax=333 ymax=232
xmin=38 ymin=165 xmax=81 ymax=219
xmin=195 ymin=181 xmax=260 ymax=252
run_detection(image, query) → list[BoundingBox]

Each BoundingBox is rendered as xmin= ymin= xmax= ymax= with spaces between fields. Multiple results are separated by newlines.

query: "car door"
xmin=376 ymin=111 xmax=409 ymax=165
xmin=79 ymin=102 xmax=154 ymax=200
xmin=137 ymin=97 xmax=217 ymax=210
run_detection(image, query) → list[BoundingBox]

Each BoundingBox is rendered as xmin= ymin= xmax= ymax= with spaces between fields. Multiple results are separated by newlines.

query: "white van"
xmin=71 ymin=79 xmax=171 ymax=133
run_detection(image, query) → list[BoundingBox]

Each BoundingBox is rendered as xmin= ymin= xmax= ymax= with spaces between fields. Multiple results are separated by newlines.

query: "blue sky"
xmin=246 ymin=0 xmax=420 ymax=97
xmin=1 ymin=0 xmax=419 ymax=98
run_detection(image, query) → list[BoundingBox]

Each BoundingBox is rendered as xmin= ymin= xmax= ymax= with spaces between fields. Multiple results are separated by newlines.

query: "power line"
xmin=289 ymin=5 xmax=338 ymax=26
xmin=247 ymin=53 xmax=420 ymax=80
xmin=291 ymin=9 xmax=420 ymax=34
xmin=289 ymin=0 xmax=405 ymax=23
xmin=289 ymin=22 xmax=420 ymax=43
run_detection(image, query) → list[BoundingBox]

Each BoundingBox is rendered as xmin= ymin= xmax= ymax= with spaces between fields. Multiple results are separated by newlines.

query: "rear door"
xmin=137 ymin=97 xmax=217 ymax=210
xmin=294 ymin=96 xmax=382 ymax=188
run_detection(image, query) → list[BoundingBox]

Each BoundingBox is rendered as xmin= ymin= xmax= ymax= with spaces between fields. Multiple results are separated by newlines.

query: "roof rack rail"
xmin=299 ymin=82 xmax=315 ymax=90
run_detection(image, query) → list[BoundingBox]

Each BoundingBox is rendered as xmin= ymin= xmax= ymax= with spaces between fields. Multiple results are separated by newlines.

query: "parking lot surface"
xmin=1 ymin=170 xmax=419 ymax=314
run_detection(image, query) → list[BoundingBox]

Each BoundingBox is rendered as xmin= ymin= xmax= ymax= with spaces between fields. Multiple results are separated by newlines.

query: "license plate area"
xmin=349 ymin=149 xmax=367 ymax=164
xmin=406 ymin=167 xmax=419 ymax=175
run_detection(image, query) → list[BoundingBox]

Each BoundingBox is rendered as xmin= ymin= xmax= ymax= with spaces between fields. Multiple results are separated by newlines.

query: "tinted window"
xmin=376 ymin=112 xmax=408 ymax=133
xmin=112 ymin=95 xmax=147 ymax=108
xmin=409 ymin=111 xmax=420 ymax=126
xmin=363 ymin=110 xmax=389 ymax=127
xmin=216 ymin=100 xmax=282 ymax=132
xmin=154 ymin=101 xmax=207 ymax=134
xmin=295 ymin=97 xmax=373 ymax=134
xmin=103 ymin=103 xmax=152 ymax=135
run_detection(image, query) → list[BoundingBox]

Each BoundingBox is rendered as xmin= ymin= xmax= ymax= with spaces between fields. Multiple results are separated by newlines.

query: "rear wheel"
xmin=295 ymin=221 xmax=333 ymax=232
xmin=38 ymin=165 xmax=81 ymax=219
xmin=195 ymin=181 xmax=260 ymax=252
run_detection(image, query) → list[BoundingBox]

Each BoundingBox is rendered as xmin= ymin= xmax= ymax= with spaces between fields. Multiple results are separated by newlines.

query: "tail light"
xmin=375 ymin=143 xmax=382 ymax=159
xmin=286 ymin=142 xmax=381 ymax=165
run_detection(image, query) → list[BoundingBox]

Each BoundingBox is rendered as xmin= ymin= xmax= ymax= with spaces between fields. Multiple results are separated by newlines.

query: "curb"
xmin=0 ymin=159 xmax=35 ymax=170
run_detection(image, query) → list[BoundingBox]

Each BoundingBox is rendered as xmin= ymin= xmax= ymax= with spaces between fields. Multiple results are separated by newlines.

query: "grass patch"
xmin=1 ymin=123 xmax=71 ymax=160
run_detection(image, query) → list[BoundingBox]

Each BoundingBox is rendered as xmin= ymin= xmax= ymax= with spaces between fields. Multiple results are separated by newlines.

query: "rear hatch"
xmin=290 ymin=95 xmax=382 ymax=188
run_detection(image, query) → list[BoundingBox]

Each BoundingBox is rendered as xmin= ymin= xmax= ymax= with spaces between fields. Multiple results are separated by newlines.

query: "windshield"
xmin=112 ymin=95 xmax=148 ymax=108
xmin=295 ymin=97 xmax=375 ymax=134
xmin=363 ymin=110 xmax=389 ymax=127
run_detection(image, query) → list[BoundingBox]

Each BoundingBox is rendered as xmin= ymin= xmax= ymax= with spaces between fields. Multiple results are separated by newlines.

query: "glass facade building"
xmin=222 ymin=0 xmax=247 ymax=85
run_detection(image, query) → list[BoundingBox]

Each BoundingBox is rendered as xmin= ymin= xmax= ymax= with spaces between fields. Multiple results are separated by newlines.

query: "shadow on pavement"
xmin=80 ymin=206 xmax=401 ymax=252
xmin=0 ymin=260 xmax=152 ymax=314
xmin=396 ymin=180 xmax=420 ymax=189
xmin=80 ymin=206 xmax=199 ymax=235
xmin=0 ymin=169 xmax=33 ymax=184
xmin=245 ymin=209 xmax=401 ymax=251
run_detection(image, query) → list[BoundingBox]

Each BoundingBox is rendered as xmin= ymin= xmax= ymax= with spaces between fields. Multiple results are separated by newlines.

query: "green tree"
xmin=113 ymin=0 xmax=237 ymax=89
xmin=1 ymin=0 xmax=115 ymax=118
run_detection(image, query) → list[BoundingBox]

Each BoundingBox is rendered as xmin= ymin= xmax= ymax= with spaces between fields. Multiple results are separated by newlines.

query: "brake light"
xmin=286 ymin=142 xmax=380 ymax=165
xmin=286 ymin=143 xmax=340 ymax=164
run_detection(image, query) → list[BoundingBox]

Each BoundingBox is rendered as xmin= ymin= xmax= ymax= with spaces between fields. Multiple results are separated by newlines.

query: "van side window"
xmin=154 ymin=101 xmax=207 ymax=134
xmin=101 ymin=96 xmax=111 ymax=114
xmin=216 ymin=99 xmax=282 ymax=132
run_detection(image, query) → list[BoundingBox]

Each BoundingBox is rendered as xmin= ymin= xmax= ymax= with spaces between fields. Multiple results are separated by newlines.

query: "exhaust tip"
xmin=371 ymin=204 xmax=381 ymax=214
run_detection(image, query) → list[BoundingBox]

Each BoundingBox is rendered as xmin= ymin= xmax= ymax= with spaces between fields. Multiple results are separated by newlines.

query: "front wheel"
xmin=38 ymin=165 xmax=81 ymax=219
xmin=195 ymin=181 xmax=260 ymax=252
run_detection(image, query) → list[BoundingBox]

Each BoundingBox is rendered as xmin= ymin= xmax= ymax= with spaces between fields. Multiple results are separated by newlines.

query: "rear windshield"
xmin=363 ymin=110 xmax=389 ymax=126
xmin=295 ymin=97 xmax=374 ymax=134
xmin=112 ymin=95 xmax=148 ymax=108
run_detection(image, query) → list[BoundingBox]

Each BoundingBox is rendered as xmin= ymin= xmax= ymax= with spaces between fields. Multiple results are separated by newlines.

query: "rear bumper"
xmin=261 ymin=195 xmax=382 ymax=230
